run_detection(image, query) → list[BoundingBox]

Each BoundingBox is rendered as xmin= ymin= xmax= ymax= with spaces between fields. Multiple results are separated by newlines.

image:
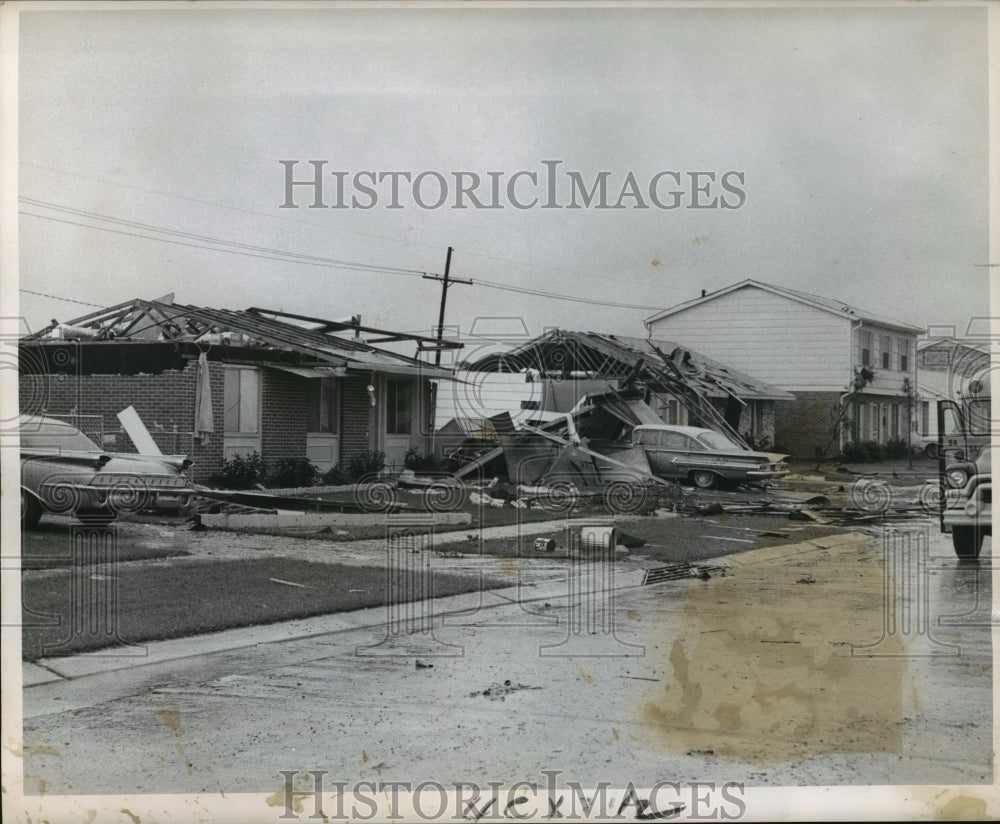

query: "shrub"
xmin=841 ymin=440 xmax=884 ymax=462
xmin=742 ymin=433 xmax=773 ymax=452
xmin=217 ymin=451 xmax=266 ymax=489
xmin=861 ymin=440 xmax=885 ymax=462
xmin=266 ymin=457 xmax=318 ymax=488
xmin=348 ymin=449 xmax=386 ymax=481
xmin=403 ymin=447 xmax=441 ymax=473
xmin=322 ymin=465 xmax=351 ymax=486
xmin=885 ymin=439 xmax=910 ymax=460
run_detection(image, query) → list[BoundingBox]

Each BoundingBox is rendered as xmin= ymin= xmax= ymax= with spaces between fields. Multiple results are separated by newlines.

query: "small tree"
xmin=815 ymin=366 xmax=875 ymax=468
xmin=900 ymin=377 xmax=916 ymax=469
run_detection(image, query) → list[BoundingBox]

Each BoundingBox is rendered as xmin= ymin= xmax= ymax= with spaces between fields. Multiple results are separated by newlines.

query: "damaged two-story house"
xmin=18 ymin=297 xmax=459 ymax=482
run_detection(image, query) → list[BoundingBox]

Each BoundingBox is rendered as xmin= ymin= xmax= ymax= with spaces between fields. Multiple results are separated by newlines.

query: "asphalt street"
xmin=13 ymin=513 xmax=994 ymax=807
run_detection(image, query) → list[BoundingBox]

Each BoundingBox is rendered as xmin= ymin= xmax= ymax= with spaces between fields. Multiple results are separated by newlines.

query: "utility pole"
xmin=423 ymin=246 xmax=472 ymax=365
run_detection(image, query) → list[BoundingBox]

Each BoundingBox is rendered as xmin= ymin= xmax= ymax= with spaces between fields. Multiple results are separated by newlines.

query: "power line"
xmin=20 ymin=201 xmax=665 ymax=311
xmin=20 ymin=197 xmax=430 ymax=277
xmin=20 ymin=160 xmax=444 ymax=251
xmin=470 ymin=278 xmax=662 ymax=310
xmin=19 ymin=209 xmax=432 ymax=279
xmin=18 ymin=288 xmax=105 ymax=308
xmin=454 ymin=245 xmax=660 ymax=289
xmin=22 ymin=160 xmax=655 ymax=288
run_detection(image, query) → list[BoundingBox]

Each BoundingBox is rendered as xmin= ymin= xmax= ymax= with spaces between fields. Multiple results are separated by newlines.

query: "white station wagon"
xmin=631 ymin=424 xmax=790 ymax=489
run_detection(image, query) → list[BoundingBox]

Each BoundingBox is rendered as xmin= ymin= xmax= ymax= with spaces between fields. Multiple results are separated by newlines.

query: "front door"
xmin=382 ymin=377 xmax=415 ymax=469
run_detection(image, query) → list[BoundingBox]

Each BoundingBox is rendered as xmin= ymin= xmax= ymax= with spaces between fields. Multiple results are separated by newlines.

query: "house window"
xmin=880 ymin=335 xmax=892 ymax=370
xmin=920 ymin=401 xmax=929 ymax=436
xmin=386 ymin=379 xmax=412 ymax=435
xmin=860 ymin=331 xmax=873 ymax=367
xmin=307 ymin=378 xmax=339 ymax=434
xmin=898 ymin=338 xmax=909 ymax=372
xmin=223 ymin=366 xmax=260 ymax=434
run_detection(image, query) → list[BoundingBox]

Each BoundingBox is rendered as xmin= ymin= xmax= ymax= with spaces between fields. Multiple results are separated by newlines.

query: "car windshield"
xmin=697 ymin=431 xmax=741 ymax=451
xmin=20 ymin=422 xmax=101 ymax=452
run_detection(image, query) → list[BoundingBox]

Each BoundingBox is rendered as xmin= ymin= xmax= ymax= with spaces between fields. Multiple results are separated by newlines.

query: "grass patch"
xmin=21 ymin=523 xmax=191 ymax=570
xmin=21 ymin=558 xmax=497 ymax=661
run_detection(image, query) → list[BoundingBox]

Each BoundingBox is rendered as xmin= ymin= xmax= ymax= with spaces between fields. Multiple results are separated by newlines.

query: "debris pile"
xmin=470 ymin=680 xmax=542 ymax=701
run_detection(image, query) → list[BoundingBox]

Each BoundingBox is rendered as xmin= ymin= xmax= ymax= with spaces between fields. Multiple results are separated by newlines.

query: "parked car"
xmin=631 ymin=424 xmax=789 ymax=489
xmin=19 ymin=414 xmax=195 ymax=528
xmin=915 ymin=432 xmax=969 ymax=461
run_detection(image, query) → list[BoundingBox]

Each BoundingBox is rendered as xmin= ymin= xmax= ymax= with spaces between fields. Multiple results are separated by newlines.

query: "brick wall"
xmin=18 ymin=360 xmax=226 ymax=483
xmin=20 ymin=363 xmax=426 ymax=480
xmin=260 ymin=369 xmax=308 ymax=473
xmin=339 ymin=375 xmax=374 ymax=468
xmin=773 ymin=391 xmax=843 ymax=458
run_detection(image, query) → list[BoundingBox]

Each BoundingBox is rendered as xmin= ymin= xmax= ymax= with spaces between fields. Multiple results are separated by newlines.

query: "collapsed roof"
xmin=465 ymin=330 xmax=791 ymax=401
xmin=464 ymin=329 xmax=793 ymax=448
xmin=20 ymin=297 xmax=460 ymax=378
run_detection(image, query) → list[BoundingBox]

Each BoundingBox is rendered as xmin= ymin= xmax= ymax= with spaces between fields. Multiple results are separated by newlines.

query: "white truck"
xmin=938 ymin=377 xmax=991 ymax=559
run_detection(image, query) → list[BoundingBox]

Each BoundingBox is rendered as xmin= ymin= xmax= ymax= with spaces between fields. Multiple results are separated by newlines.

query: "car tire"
xmin=21 ymin=492 xmax=43 ymax=530
xmin=691 ymin=470 xmax=718 ymax=490
xmin=923 ymin=443 xmax=939 ymax=460
xmin=76 ymin=509 xmax=117 ymax=527
xmin=952 ymin=526 xmax=984 ymax=559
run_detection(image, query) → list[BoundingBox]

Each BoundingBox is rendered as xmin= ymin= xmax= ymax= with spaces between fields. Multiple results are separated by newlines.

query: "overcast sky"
xmin=14 ymin=3 xmax=991 ymax=350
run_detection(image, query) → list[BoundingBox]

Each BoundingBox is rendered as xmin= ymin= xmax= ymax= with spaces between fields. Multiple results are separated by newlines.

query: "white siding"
xmin=647 ymin=286 xmax=851 ymax=392
xmin=851 ymin=323 xmax=917 ymax=395
xmin=433 ymin=372 xmax=545 ymax=429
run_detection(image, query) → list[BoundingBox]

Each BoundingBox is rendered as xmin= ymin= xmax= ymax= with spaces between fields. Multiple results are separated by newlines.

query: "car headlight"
xmin=946 ymin=466 xmax=971 ymax=488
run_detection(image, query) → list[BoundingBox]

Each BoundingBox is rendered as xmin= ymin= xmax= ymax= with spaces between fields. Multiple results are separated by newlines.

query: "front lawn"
xmin=22 ymin=557 xmax=498 ymax=661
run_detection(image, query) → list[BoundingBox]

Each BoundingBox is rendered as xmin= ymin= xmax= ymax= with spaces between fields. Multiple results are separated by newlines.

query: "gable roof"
xmin=21 ymin=297 xmax=458 ymax=378
xmin=644 ymin=279 xmax=924 ymax=334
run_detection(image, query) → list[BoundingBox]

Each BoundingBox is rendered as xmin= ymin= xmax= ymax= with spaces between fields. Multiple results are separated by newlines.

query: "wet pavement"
xmin=15 ymin=518 xmax=993 ymax=800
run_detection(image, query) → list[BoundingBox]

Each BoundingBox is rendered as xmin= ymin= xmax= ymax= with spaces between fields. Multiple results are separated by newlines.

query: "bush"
xmin=348 ymin=449 xmax=386 ymax=481
xmin=217 ymin=451 xmax=266 ymax=489
xmin=742 ymin=433 xmax=773 ymax=452
xmin=322 ymin=465 xmax=351 ymax=486
xmin=840 ymin=441 xmax=863 ymax=462
xmin=861 ymin=440 xmax=886 ymax=462
xmin=266 ymin=457 xmax=318 ymax=488
xmin=403 ymin=447 xmax=441 ymax=473
xmin=841 ymin=440 xmax=888 ymax=462
xmin=885 ymin=439 xmax=910 ymax=460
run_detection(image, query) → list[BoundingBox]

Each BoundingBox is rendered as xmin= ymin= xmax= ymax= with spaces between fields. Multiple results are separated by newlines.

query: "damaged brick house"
xmin=644 ymin=279 xmax=923 ymax=457
xmin=18 ymin=297 xmax=458 ymax=482
xmin=443 ymin=329 xmax=792 ymax=450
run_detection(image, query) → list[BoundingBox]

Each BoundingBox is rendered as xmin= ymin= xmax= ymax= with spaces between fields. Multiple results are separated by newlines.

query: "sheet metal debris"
xmin=642 ymin=563 xmax=730 ymax=585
